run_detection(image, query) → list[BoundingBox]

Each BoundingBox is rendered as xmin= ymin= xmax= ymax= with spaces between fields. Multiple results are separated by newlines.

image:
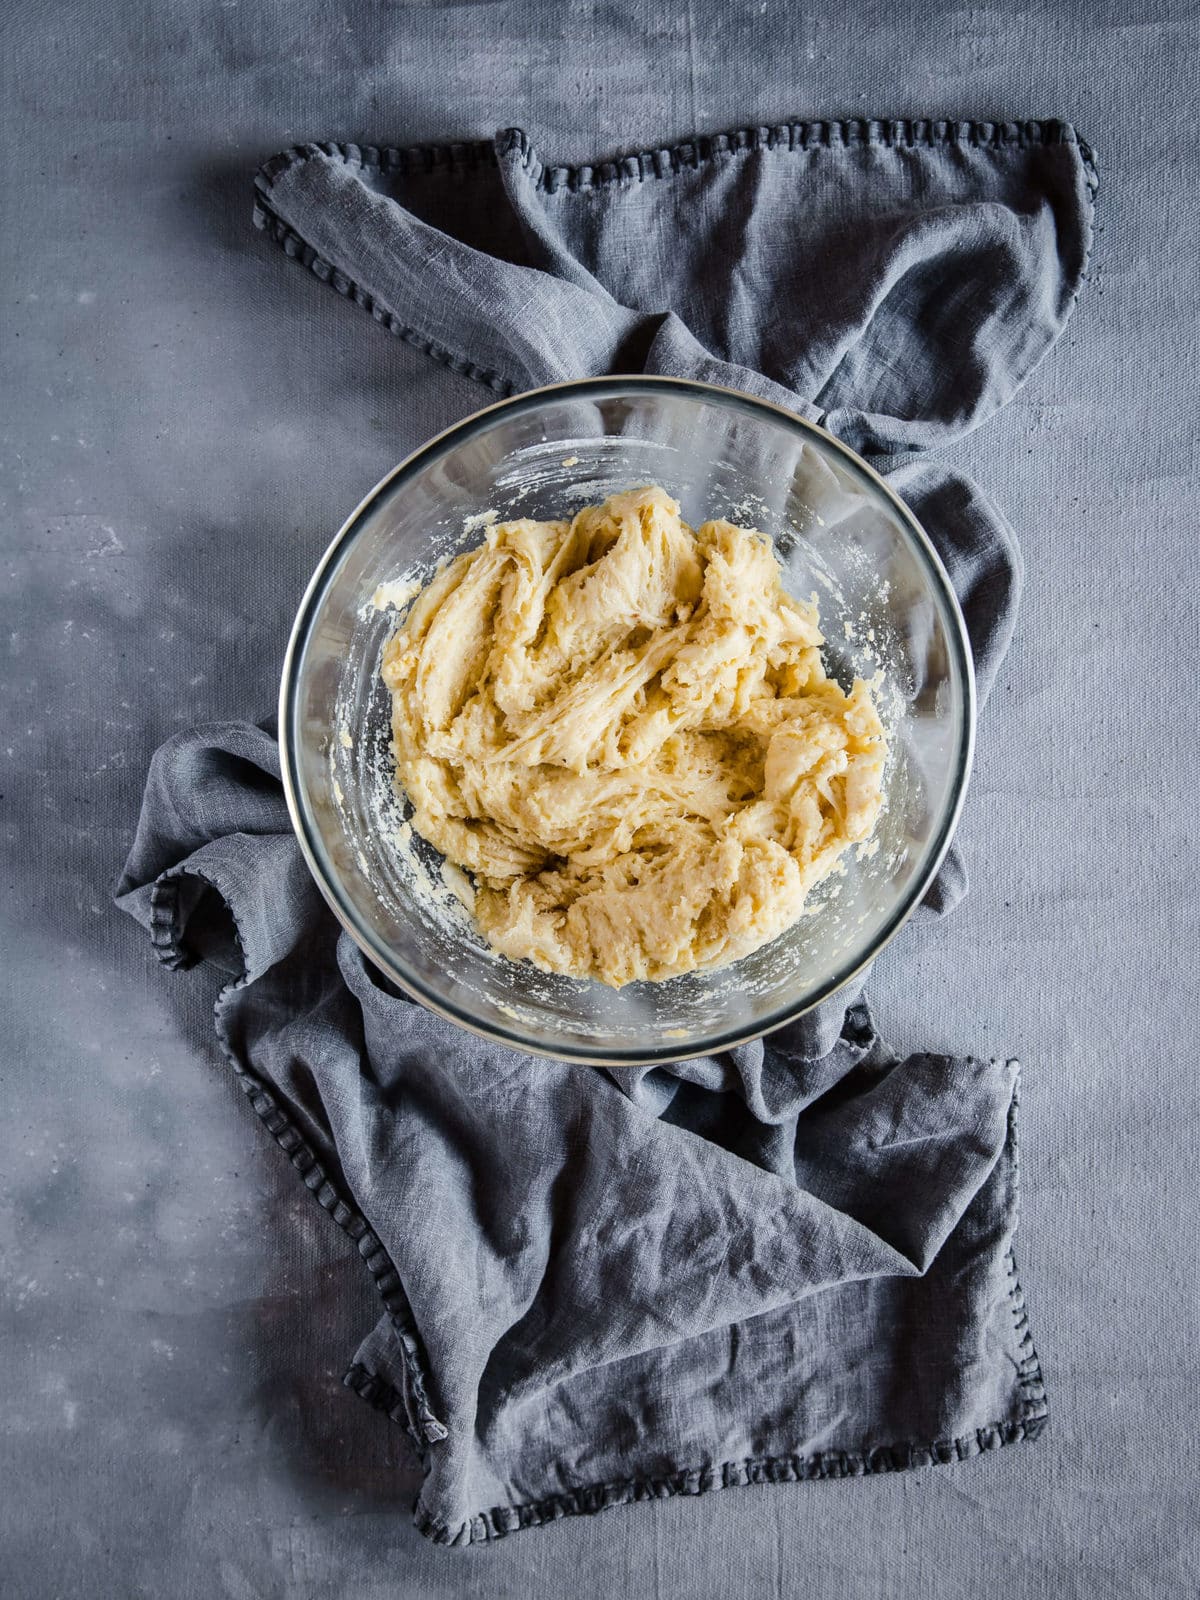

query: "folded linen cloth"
xmin=118 ymin=119 xmax=1094 ymax=1544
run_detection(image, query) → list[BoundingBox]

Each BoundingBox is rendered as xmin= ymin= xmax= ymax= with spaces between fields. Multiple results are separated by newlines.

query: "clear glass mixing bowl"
xmin=279 ymin=378 xmax=974 ymax=1064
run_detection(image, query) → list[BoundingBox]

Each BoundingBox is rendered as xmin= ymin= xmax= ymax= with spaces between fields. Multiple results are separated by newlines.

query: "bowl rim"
xmin=279 ymin=375 xmax=976 ymax=1065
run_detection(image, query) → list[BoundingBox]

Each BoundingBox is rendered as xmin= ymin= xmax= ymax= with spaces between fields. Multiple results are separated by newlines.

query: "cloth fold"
xmin=118 ymin=723 xmax=1045 ymax=1545
xmin=254 ymin=120 xmax=1095 ymax=453
xmin=118 ymin=117 xmax=1093 ymax=1543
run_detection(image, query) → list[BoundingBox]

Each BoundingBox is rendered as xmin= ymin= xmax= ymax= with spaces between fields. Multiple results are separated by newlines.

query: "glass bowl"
xmin=279 ymin=378 xmax=973 ymax=1065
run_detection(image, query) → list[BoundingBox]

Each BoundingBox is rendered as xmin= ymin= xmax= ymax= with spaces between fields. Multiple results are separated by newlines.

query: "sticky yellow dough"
xmin=380 ymin=487 xmax=887 ymax=987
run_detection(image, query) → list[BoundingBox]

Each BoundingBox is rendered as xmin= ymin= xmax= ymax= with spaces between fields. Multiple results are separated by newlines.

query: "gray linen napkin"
xmin=118 ymin=119 xmax=1094 ymax=1545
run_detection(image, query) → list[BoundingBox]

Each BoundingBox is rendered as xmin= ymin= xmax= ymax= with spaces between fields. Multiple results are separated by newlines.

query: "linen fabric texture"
xmin=118 ymin=117 xmax=1094 ymax=1544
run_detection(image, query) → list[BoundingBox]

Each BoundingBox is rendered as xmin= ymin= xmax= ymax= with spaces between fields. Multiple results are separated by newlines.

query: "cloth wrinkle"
xmin=118 ymin=114 xmax=1091 ymax=1543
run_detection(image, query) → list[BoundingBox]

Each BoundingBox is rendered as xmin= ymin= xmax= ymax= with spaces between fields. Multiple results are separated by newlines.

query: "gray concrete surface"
xmin=2 ymin=2 xmax=1197 ymax=1595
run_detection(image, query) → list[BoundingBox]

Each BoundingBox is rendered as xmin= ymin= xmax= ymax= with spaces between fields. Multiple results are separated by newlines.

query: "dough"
xmin=381 ymin=486 xmax=887 ymax=987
